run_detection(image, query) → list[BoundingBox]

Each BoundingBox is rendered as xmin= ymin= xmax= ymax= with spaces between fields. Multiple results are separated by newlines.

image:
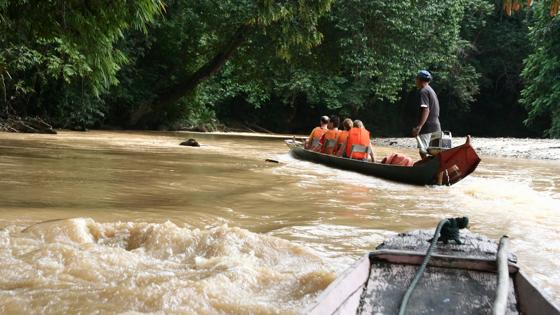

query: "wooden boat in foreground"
xmin=285 ymin=138 xmax=480 ymax=186
xmin=303 ymin=227 xmax=560 ymax=315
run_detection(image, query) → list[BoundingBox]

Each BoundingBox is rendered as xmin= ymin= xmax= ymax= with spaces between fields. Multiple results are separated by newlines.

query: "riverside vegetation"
xmin=0 ymin=0 xmax=559 ymax=137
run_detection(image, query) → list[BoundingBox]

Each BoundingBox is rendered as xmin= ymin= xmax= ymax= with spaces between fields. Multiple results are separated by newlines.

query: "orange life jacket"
xmin=381 ymin=153 xmax=414 ymax=167
xmin=321 ymin=129 xmax=339 ymax=154
xmin=335 ymin=130 xmax=349 ymax=155
xmin=345 ymin=127 xmax=371 ymax=160
xmin=308 ymin=127 xmax=327 ymax=151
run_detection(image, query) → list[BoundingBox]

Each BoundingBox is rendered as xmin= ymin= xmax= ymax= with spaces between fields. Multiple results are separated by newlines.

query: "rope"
xmin=397 ymin=219 xmax=449 ymax=315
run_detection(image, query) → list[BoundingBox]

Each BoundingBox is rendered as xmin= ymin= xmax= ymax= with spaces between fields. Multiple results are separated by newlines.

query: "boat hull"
xmin=287 ymin=141 xmax=480 ymax=186
xmin=302 ymin=230 xmax=560 ymax=315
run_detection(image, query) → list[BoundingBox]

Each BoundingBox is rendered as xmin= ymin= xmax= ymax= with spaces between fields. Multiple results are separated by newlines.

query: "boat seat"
xmin=323 ymin=139 xmax=337 ymax=153
xmin=324 ymin=139 xmax=337 ymax=148
xmin=350 ymin=144 xmax=371 ymax=161
xmin=310 ymin=138 xmax=321 ymax=151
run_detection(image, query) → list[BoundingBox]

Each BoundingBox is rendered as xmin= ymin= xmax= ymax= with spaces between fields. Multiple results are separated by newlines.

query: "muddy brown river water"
xmin=0 ymin=131 xmax=559 ymax=314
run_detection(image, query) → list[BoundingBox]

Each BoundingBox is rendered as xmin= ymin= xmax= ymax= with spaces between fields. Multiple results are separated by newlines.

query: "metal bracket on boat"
xmin=426 ymin=216 xmax=469 ymax=245
xmin=436 ymin=217 xmax=469 ymax=245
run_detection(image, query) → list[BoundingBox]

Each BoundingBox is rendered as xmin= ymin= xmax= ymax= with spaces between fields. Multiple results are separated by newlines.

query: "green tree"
xmin=440 ymin=2 xmax=536 ymax=137
xmin=521 ymin=1 xmax=560 ymax=137
xmin=105 ymin=0 xmax=332 ymax=128
xmin=193 ymin=0 xmax=491 ymax=134
xmin=0 ymin=0 xmax=163 ymax=126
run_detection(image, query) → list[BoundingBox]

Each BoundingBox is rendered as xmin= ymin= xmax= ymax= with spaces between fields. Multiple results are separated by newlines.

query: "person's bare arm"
xmin=305 ymin=129 xmax=315 ymax=149
xmin=369 ymin=143 xmax=375 ymax=162
xmin=412 ymin=107 xmax=429 ymax=136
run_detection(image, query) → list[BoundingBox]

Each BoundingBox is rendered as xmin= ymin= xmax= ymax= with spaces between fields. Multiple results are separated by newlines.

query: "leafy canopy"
xmin=521 ymin=1 xmax=560 ymax=137
xmin=0 ymin=0 xmax=163 ymax=126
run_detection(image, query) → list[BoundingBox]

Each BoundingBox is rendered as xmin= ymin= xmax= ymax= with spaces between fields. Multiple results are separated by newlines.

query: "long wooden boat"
xmin=285 ymin=138 xmax=480 ymax=186
xmin=303 ymin=229 xmax=560 ymax=315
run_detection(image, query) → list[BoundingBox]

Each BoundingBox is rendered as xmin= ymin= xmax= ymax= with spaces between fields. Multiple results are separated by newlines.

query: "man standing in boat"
xmin=411 ymin=70 xmax=441 ymax=159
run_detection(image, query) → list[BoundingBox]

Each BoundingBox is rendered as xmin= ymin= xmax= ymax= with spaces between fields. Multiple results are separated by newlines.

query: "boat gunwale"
xmin=369 ymin=249 xmax=519 ymax=274
xmin=301 ymin=254 xmax=371 ymax=315
xmin=515 ymin=270 xmax=560 ymax=314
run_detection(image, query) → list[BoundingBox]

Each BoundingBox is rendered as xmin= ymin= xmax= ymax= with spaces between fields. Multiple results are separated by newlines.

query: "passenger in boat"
xmin=345 ymin=120 xmax=375 ymax=162
xmin=305 ymin=116 xmax=329 ymax=151
xmin=321 ymin=115 xmax=340 ymax=154
xmin=335 ymin=118 xmax=353 ymax=157
xmin=411 ymin=70 xmax=441 ymax=159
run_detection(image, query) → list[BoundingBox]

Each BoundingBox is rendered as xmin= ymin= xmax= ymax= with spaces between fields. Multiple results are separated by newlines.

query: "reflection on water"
xmin=0 ymin=131 xmax=559 ymax=313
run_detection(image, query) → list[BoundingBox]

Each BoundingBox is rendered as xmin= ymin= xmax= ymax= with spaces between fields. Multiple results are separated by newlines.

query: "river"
xmin=0 ymin=131 xmax=559 ymax=314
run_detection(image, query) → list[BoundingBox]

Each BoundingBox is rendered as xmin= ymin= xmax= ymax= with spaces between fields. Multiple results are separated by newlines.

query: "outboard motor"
xmin=427 ymin=131 xmax=452 ymax=155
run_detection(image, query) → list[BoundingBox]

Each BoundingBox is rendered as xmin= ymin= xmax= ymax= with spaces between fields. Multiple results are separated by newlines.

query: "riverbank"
xmin=179 ymin=131 xmax=560 ymax=161
xmin=2 ymin=129 xmax=559 ymax=160
xmin=373 ymin=136 xmax=560 ymax=161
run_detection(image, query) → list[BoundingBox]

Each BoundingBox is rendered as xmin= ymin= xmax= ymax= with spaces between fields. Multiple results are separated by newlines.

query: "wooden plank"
xmin=358 ymin=262 xmax=519 ymax=315
xmin=370 ymin=250 xmax=519 ymax=274
xmin=332 ymin=284 xmax=366 ymax=315
xmin=376 ymin=230 xmax=518 ymax=263
xmin=302 ymin=254 xmax=371 ymax=315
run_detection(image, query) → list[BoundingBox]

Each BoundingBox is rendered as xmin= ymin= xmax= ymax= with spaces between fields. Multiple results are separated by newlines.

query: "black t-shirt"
xmin=417 ymin=85 xmax=441 ymax=134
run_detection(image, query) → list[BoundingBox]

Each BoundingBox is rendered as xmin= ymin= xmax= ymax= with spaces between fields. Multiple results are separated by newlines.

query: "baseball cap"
xmin=416 ymin=70 xmax=432 ymax=81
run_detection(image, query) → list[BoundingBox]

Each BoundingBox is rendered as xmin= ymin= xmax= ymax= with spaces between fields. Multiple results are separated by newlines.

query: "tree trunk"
xmin=153 ymin=24 xmax=250 ymax=109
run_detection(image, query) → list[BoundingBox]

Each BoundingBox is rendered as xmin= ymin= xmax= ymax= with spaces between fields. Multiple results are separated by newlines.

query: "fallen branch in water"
xmin=0 ymin=116 xmax=57 ymax=134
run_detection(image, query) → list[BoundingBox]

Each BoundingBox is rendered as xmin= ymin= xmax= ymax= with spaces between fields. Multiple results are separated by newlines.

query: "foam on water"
xmin=0 ymin=218 xmax=335 ymax=314
xmin=270 ymin=224 xmax=397 ymax=269
xmin=457 ymin=177 xmax=560 ymax=227
xmin=456 ymin=176 xmax=560 ymax=299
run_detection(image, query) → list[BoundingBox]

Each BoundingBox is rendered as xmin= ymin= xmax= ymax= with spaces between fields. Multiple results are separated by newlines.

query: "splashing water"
xmin=0 ymin=218 xmax=334 ymax=314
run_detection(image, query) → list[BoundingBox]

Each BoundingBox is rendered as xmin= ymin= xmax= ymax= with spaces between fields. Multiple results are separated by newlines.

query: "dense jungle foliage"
xmin=0 ymin=0 xmax=559 ymax=137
